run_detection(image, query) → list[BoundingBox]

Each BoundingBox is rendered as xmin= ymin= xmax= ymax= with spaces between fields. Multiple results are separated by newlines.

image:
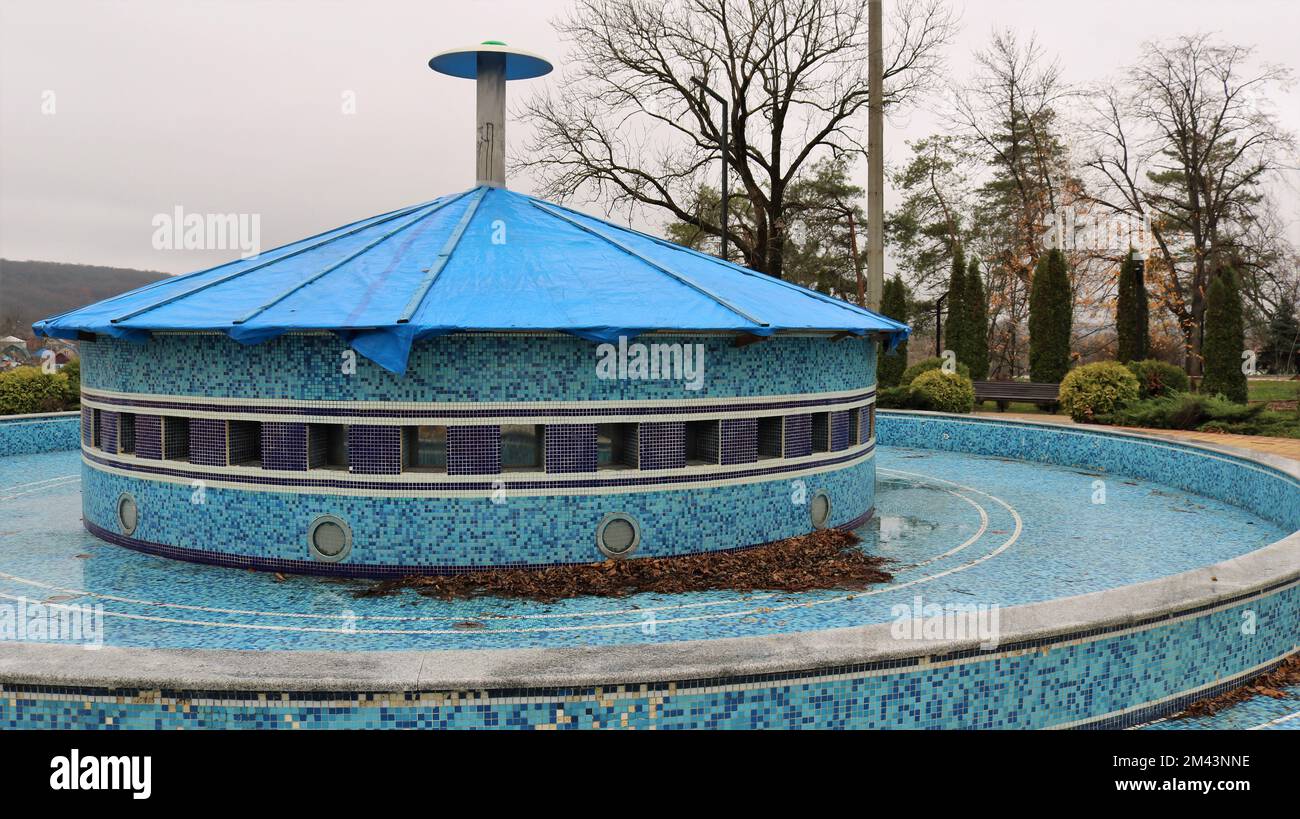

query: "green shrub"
xmin=875 ymin=385 xmax=916 ymax=409
xmin=1124 ymin=359 xmax=1189 ymax=399
xmin=60 ymin=359 xmax=81 ymax=405
xmin=1059 ymin=361 xmax=1139 ymax=422
xmin=0 ymin=367 xmax=72 ymax=415
xmin=1094 ymin=393 xmax=1264 ymax=430
xmin=908 ymin=369 xmax=975 ymax=413
xmin=900 ymin=357 xmax=971 ymax=387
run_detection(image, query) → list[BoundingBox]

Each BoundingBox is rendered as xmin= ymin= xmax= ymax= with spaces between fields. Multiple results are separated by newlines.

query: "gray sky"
xmin=2 ymin=0 xmax=1298 ymax=275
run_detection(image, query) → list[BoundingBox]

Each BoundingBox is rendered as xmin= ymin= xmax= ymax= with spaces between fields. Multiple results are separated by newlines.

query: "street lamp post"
xmin=692 ymin=77 xmax=729 ymax=262
xmin=935 ymin=292 xmax=947 ymax=358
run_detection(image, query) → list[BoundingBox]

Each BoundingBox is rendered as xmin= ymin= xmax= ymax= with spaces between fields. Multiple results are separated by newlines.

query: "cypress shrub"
xmin=945 ymin=246 xmax=967 ymax=368
xmin=965 ymin=256 xmax=989 ymax=380
xmin=1115 ymin=249 xmax=1149 ymax=363
xmin=1201 ymin=266 xmax=1248 ymax=403
xmin=878 ymin=276 xmax=910 ymax=388
xmin=1029 ymin=248 xmax=1072 ymax=383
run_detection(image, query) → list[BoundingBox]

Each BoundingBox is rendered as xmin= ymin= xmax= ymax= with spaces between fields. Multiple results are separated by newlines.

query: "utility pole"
xmin=692 ymin=77 xmax=729 ymax=262
xmin=866 ymin=0 xmax=884 ymax=311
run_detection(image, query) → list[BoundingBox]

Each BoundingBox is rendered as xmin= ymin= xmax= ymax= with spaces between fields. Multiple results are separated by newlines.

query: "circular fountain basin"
xmin=0 ymin=410 xmax=1297 ymax=729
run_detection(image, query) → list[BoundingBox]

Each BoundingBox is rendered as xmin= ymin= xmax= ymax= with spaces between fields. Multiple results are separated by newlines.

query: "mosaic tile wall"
xmin=447 ymin=425 xmax=500 ymax=476
xmin=544 ymin=424 xmax=597 ymax=474
xmin=3 ymin=579 xmax=1296 ymax=729
xmin=78 ymin=333 xmax=877 ymax=403
xmin=133 ymin=416 xmax=189 ymax=462
xmin=637 ymin=422 xmax=686 ymax=470
xmin=80 ymin=453 xmax=875 ymax=570
xmin=261 ymin=422 xmax=310 ymax=471
xmin=0 ymin=413 xmax=80 ymax=457
xmin=719 ymin=418 xmax=758 ymax=465
xmin=99 ymin=410 xmax=133 ymax=455
xmin=347 ymin=425 xmax=402 ymax=475
xmin=878 ymin=412 xmax=1300 ymax=532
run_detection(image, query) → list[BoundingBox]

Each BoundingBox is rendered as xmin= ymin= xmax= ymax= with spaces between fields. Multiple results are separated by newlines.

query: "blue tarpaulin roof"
xmin=34 ymin=186 xmax=910 ymax=374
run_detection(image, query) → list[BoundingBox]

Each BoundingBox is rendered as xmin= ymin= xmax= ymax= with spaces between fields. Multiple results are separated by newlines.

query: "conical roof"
xmin=34 ymin=186 xmax=909 ymax=374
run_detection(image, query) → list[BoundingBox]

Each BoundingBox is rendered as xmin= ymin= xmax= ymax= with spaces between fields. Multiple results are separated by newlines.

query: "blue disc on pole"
xmin=429 ymin=42 xmax=553 ymax=80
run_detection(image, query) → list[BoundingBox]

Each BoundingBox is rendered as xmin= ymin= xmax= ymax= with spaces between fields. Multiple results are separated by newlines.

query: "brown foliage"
xmin=1176 ymin=654 xmax=1300 ymax=718
xmin=354 ymin=529 xmax=891 ymax=602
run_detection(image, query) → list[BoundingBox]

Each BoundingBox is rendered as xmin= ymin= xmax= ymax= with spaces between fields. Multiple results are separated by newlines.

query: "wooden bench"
xmin=973 ymin=380 xmax=1060 ymax=412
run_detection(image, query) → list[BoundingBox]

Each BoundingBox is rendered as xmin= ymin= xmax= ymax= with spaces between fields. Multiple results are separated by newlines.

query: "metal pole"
xmin=866 ymin=0 xmax=884 ymax=310
xmin=476 ymin=52 xmax=507 ymax=187
xmin=935 ymin=293 xmax=947 ymax=358
xmin=692 ymin=77 xmax=729 ymax=261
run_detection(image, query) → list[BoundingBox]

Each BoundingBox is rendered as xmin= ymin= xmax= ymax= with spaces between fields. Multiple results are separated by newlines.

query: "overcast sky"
xmin=2 ymin=0 xmax=1298 ymax=275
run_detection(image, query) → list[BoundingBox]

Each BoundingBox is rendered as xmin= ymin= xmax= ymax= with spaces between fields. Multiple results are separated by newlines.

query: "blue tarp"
xmin=33 ymin=186 xmax=910 ymax=374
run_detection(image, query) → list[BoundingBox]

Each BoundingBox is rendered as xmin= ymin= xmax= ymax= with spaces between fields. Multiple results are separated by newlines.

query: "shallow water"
xmin=0 ymin=446 xmax=1287 ymax=652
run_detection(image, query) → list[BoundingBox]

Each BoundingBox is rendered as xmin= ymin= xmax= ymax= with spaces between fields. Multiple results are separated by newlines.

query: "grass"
xmin=1248 ymin=379 xmax=1299 ymax=404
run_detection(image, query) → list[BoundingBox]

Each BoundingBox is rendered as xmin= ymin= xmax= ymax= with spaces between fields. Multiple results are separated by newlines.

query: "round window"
xmin=596 ymin=513 xmax=641 ymax=559
xmin=307 ymin=515 xmax=352 ymax=562
xmin=809 ymin=491 xmax=832 ymax=530
xmin=116 ymin=493 xmax=139 ymax=536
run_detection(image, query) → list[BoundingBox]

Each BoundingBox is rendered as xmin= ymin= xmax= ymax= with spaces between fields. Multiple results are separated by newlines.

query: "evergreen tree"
xmin=965 ymin=256 xmax=989 ymax=380
xmin=1201 ymin=266 xmax=1249 ymax=403
xmin=1115 ymin=249 xmax=1150 ymax=363
xmin=1028 ymin=248 xmax=1072 ymax=383
xmin=1262 ymin=295 xmax=1299 ymax=374
xmin=945 ymin=246 xmax=967 ymax=367
xmin=878 ymin=277 xmax=910 ymax=388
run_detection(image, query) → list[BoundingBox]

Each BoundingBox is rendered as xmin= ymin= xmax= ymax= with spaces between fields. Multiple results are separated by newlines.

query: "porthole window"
xmin=809 ymin=490 xmax=832 ymax=530
xmin=596 ymin=512 xmax=641 ymax=559
xmin=116 ymin=493 xmax=139 ymax=536
xmin=307 ymin=515 xmax=352 ymax=562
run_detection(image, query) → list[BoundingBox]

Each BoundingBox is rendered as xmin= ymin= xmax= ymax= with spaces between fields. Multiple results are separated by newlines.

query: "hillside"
xmin=0 ymin=259 xmax=172 ymax=337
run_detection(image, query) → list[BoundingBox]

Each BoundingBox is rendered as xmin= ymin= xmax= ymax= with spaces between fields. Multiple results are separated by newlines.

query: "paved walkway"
xmin=972 ymin=411 xmax=1300 ymax=462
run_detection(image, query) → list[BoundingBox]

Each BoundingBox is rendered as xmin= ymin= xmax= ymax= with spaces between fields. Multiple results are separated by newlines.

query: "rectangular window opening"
xmin=405 ymin=425 xmax=448 ymax=471
xmin=501 ymin=424 xmax=543 ymax=471
xmin=597 ymin=423 xmax=636 ymax=470
xmin=228 ymin=420 xmax=261 ymax=466
xmin=812 ymin=412 xmax=831 ymax=453
xmin=304 ymin=424 xmax=348 ymax=469
xmin=685 ymin=419 xmax=720 ymax=465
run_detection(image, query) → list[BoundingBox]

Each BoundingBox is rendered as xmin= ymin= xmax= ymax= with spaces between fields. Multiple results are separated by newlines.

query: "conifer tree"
xmin=1201 ymin=266 xmax=1248 ymax=403
xmin=878 ymin=276 xmax=910 ymax=388
xmin=1028 ymin=248 xmax=1072 ymax=382
xmin=965 ymin=256 xmax=989 ymax=379
xmin=945 ymin=246 xmax=967 ymax=367
xmin=1115 ymin=249 xmax=1150 ymax=363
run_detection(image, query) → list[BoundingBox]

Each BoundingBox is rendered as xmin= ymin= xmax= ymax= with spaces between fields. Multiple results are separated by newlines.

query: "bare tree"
xmin=516 ymin=0 xmax=957 ymax=279
xmin=949 ymin=29 xmax=1080 ymax=376
xmin=1083 ymin=34 xmax=1296 ymax=374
